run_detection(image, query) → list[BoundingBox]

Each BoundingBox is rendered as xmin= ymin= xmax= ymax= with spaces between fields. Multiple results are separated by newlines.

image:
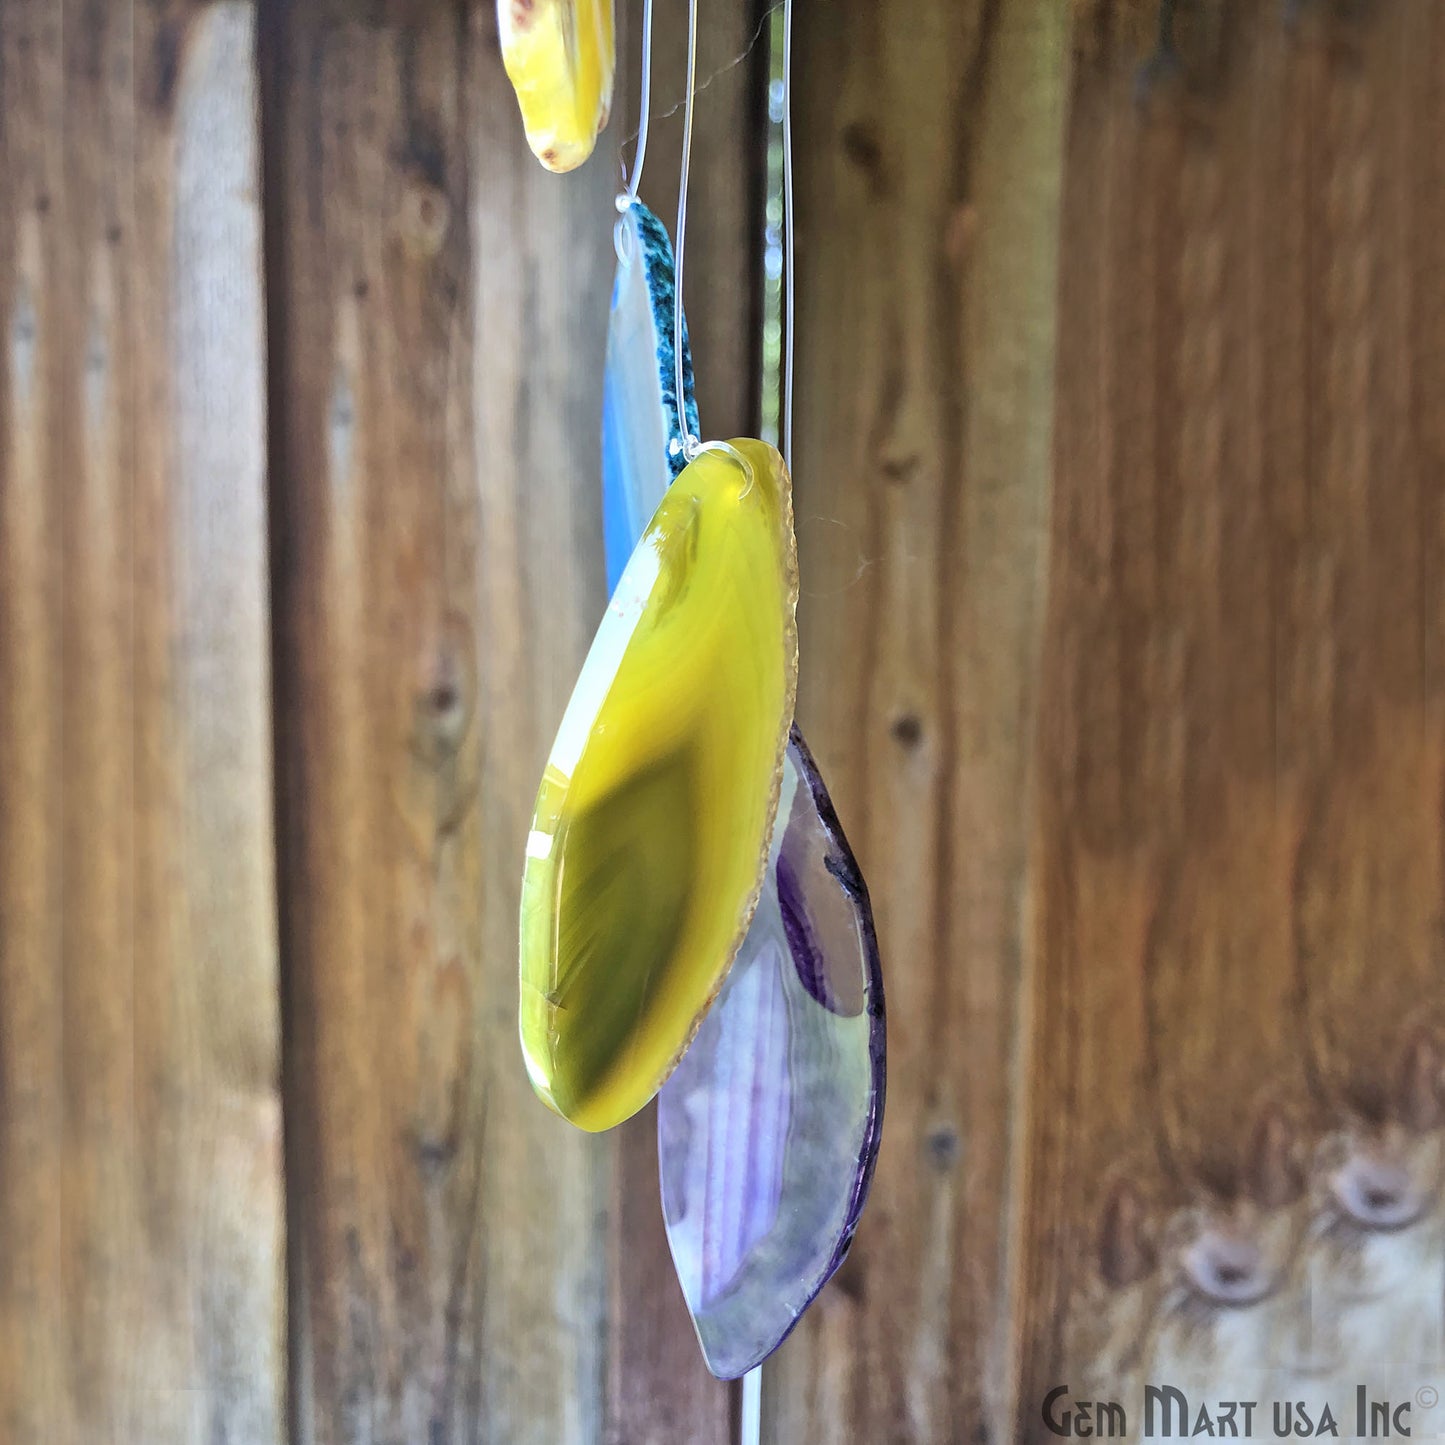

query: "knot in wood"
xmin=411 ymin=626 xmax=475 ymax=767
xmin=401 ymin=177 xmax=450 ymax=261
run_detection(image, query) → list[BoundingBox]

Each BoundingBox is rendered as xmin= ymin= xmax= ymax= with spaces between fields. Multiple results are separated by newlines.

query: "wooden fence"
xmin=1 ymin=2 xmax=1442 ymax=1441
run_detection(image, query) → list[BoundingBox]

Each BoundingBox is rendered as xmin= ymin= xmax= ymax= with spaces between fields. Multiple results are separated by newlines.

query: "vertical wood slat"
xmin=608 ymin=2 xmax=766 ymax=1442
xmin=469 ymin=8 xmax=617 ymax=1441
xmin=1019 ymin=3 xmax=1445 ymax=1435
xmin=261 ymin=1 xmax=658 ymax=1438
xmin=0 ymin=5 xmax=65 ymax=1436
xmin=0 ymin=3 xmax=283 ymax=1443
xmin=772 ymin=2 xmax=1069 ymax=1441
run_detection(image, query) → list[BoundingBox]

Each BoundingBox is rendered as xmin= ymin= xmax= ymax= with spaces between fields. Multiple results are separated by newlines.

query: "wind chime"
xmin=498 ymin=0 xmax=887 ymax=1389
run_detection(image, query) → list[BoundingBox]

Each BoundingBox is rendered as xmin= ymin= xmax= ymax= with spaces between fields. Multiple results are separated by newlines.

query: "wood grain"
xmin=0 ymin=6 xmax=66 ymax=1436
xmin=771 ymin=2 xmax=1069 ymax=1441
xmin=0 ymin=3 xmax=283 ymax=1442
xmin=262 ymin=2 xmax=622 ymax=1439
xmin=1018 ymin=3 xmax=1445 ymax=1435
xmin=469 ymin=7 xmax=617 ymax=1441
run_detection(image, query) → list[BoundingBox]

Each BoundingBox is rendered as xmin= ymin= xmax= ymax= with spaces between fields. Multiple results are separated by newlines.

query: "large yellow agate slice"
xmin=520 ymin=440 xmax=799 ymax=1132
xmin=497 ymin=0 xmax=615 ymax=173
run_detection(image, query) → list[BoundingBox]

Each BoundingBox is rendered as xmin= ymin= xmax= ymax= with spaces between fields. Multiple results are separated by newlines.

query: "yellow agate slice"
xmin=497 ymin=0 xmax=615 ymax=173
xmin=520 ymin=440 xmax=799 ymax=1132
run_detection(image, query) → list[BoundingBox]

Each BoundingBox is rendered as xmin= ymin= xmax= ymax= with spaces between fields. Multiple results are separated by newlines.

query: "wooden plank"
xmin=263 ymin=3 xmax=622 ymax=1439
xmin=769 ymin=2 xmax=1070 ymax=1440
xmin=1018 ymin=3 xmax=1445 ymax=1433
xmin=0 ymin=3 xmax=283 ymax=1442
xmin=0 ymin=2 xmax=65 ymax=1437
xmin=469 ymin=10 xmax=616 ymax=1441
xmin=608 ymin=1 xmax=766 ymax=1440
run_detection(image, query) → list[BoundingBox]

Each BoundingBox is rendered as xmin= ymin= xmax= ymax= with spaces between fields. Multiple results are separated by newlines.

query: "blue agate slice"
xmin=598 ymin=199 xmax=887 ymax=1380
xmin=601 ymin=202 xmax=699 ymax=594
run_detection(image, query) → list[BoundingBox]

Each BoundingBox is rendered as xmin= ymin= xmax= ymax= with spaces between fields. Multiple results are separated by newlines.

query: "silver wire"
xmin=616 ymin=0 xmax=655 ymax=213
xmin=693 ymin=438 xmax=755 ymax=495
xmin=738 ymin=12 xmax=792 ymax=1442
xmin=781 ymin=0 xmax=795 ymax=472
xmin=674 ymin=0 xmax=702 ymax=461
xmin=741 ymin=1366 xmax=763 ymax=1445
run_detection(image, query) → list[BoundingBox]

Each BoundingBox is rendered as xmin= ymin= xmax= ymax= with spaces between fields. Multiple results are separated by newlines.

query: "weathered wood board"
xmin=1018 ymin=3 xmax=1445 ymax=1438
xmin=770 ymin=1 xmax=1069 ymax=1440
xmin=0 ymin=3 xmax=283 ymax=1442
xmin=262 ymin=2 xmax=621 ymax=1439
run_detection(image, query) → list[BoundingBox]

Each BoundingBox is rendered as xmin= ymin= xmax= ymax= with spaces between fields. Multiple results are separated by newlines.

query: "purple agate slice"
xmin=657 ymin=727 xmax=886 ymax=1379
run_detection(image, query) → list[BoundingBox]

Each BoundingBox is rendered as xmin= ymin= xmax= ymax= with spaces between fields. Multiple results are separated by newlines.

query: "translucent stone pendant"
xmin=602 ymin=204 xmax=699 ymax=594
xmin=497 ymin=0 xmax=615 ymax=173
xmin=594 ymin=203 xmax=886 ymax=1375
xmin=519 ymin=439 xmax=799 ymax=1133
xmin=658 ymin=731 xmax=884 ymax=1378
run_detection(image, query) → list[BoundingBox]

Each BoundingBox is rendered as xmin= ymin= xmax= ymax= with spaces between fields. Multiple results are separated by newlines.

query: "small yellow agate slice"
xmin=520 ymin=440 xmax=799 ymax=1132
xmin=497 ymin=0 xmax=615 ymax=173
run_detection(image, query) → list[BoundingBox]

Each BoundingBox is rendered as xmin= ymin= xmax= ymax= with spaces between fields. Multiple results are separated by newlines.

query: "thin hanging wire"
xmin=616 ymin=0 xmax=655 ymax=213
xmin=673 ymin=0 xmax=703 ymax=461
xmin=740 ymin=1366 xmax=763 ymax=1445
xmin=744 ymin=27 xmax=793 ymax=1444
xmin=781 ymin=0 xmax=795 ymax=472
